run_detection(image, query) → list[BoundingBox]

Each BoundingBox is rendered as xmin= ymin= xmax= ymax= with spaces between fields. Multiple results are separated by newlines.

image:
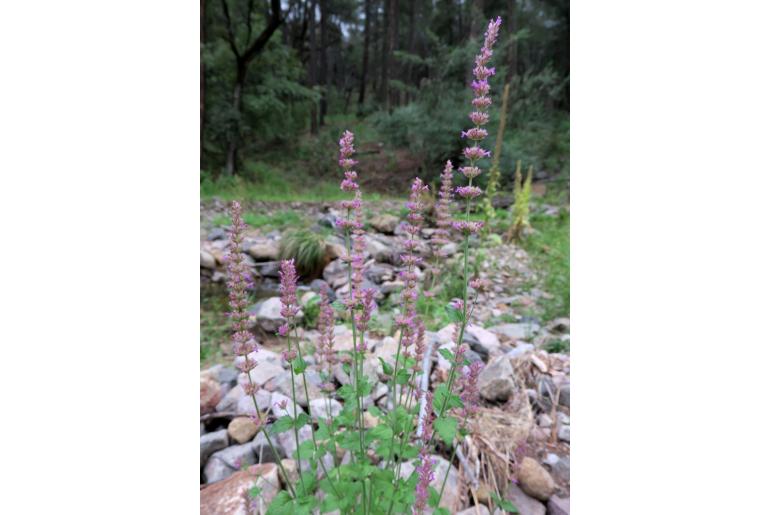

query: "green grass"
xmin=522 ymin=203 xmax=570 ymax=321
xmin=200 ymin=285 xmax=230 ymax=366
xmin=211 ymin=210 xmax=308 ymax=230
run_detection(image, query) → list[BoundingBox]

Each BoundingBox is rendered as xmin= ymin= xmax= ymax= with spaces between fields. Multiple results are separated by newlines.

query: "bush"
xmin=279 ymin=229 xmax=327 ymax=278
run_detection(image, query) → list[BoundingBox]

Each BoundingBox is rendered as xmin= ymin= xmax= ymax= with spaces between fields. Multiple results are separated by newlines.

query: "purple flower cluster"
xmin=226 ymin=201 xmax=257 ymax=368
xmin=430 ymin=161 xmax=454 ymax=256
xmin=397 ymin=178 xmax=428 ymax=356
xmin=317 ymin=289 xmax=335 ymax=369
xmin=278 ymin=259 xmax=300 ymax=337
xmin=457 ymin=361 xmax=484 ymax=421
xmin=413 ymin=448 xmax=435 ymax=514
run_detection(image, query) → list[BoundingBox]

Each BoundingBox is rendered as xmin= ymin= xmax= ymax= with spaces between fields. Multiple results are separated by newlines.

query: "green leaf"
xmin=266 ymin=491 xmax=294 ymax=515
xmin=438 ymin=348 xmax=455 ymax=361
xmin=295 ymin=412 xmax=310 ymax=428
xmin=291 ymin=356 xmax=307 ymax=374
xmin=368 ymin=406 xmax=382 ymax=418
xmin=248 ymin=485 xmax=261 ymax=498
xmin=492 ymin=493 xmax=519 ymax=513
xmin=395 ymin=368 xmax=410 ymax=385
xmin=270 ymin=415 xmax=295 ymax=435
xmin=434 ymin=509 xmax=451 ymax=515
xmin=433 ymin=383 xmax=463 ymax=413
xmin=434 ymin=416 xmax=458 ymax=446
xmin=378 ymin=357 xmax=394 ymax=376
xmin=296 ymin=440 xmax=315 ymax=459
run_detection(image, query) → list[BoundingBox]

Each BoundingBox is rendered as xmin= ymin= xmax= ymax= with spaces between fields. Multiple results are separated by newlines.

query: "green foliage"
xmin=522 ymin=205 xmax=570 ymax=321
xmin=509 ymin=162 xmax=533 ymax=241
xmin=279 ymin=229 xmax=326 ymax=278
xmin=302 ymin=293 xmax=321 ymax=328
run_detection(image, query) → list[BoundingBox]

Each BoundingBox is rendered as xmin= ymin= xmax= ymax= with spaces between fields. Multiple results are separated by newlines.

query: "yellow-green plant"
xmin=481 ymin=83 xmax=511 ymax=228
xmin=507 ymin=161 xmax=533 ymax=241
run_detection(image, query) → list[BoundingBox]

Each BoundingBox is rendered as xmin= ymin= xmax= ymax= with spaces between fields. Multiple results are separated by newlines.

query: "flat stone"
xmin=370 ymin=214 xmax=400 ymax=234
xmin=250 ymin=297 xmax=289 ymax=333
xmin=251 ymin=431 xmax=282 ymax=463
xmin=272 ymin=370 xmax=323 ymax=407
xmin=245 ymin=361 xmax=285 ymax=386
xmin=201 ymin=429 xmax=229 ymax=465
xmin=235 ymin=389 xmax=271 ymax=415
xmin=465 ymin=324 xmax=502 ymax=357
xmin=478 ymin=356 xmax=516 ymax=402
xmin=228 ymin=417 xmax=259 ymax=444
xmin=518 ymin=457 xmax=555 ymax=501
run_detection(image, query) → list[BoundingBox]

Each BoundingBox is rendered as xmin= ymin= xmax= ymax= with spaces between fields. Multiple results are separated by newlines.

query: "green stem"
xmin=286 ymin=332 xmax=307 ymax=494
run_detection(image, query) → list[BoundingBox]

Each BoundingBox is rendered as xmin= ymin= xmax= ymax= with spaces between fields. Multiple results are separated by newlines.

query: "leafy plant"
xmin=507 ymin=161 xmax=533 ymax=242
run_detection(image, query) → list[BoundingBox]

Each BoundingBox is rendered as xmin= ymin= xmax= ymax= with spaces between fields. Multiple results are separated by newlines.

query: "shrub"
xmin=278 ymin=229 xmax=326 ymax=278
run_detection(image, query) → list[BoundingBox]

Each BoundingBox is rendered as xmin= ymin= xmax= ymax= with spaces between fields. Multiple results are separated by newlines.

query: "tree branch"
xmin=241 ymin=0 xmax=284 ymax=65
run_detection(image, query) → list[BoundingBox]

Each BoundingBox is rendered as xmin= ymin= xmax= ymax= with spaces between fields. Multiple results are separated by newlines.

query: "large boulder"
xmin=478 ymin=356 xmax=516 ymax=402
xmin=518 ymin=457 xmax=556 ymax=501
xmin=200 ymin=464 xmax=279 ymax=515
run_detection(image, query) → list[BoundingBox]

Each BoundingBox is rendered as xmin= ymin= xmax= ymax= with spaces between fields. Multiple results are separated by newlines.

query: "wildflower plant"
xmin=223 ymin=16 xmax=505 ymax=515
xmin=508 ymin=161 xmax=533 ymax=241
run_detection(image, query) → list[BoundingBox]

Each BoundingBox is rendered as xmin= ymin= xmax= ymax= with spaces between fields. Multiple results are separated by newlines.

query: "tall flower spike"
xmin=278 ymin=259 xmax=300 ymax=337
xmin=398 ymin=178 xmax=428 ymax=354
xmin=456 ymin=16 xmax=503 ymax=240
xmin=317 ymin=288 xmax=336 ymax=385
xmin=413 ymin=448 xmax=436 ymax=515
xmin=226 ymin=201 xmax=256 ymax=363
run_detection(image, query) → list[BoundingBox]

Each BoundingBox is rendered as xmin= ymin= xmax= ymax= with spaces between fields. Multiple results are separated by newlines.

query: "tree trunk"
xmin=225 ymin=69 xmax=245 ymax=177
xmin=505 ymin=0 xmax=518 ymax=83
xmin=357 ymin=0 xmax=371 ymax=110
xmin=308 ymin=0 xmax=319 ymax=134
xmin=378 ymin=0 xmax=390 ymax=105
xmin=319 ymin=0 xmax=328 ymax=126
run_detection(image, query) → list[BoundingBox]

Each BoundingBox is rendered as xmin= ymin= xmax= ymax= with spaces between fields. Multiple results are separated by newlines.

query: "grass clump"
xmin=279 ymin=229 xmax=327 ymax=278
xmin=522 ymin=206 xmax=569 ymax=321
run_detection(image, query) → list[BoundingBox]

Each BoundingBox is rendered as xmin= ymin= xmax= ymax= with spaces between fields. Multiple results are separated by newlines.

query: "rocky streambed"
xmin=200 ymin=200 xmax=570 ymax=514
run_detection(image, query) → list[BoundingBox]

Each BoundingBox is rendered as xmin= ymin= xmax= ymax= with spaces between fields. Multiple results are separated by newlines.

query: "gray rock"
xmin=247 ymin=361 xmax=285 ymax=386
xmin=208 ymin=227 xmax=227 ymax=241
xmin=478 ymin=356 xmax=516 ymax=402
xmin=457 ymin=506 xmax=490 ymax=515
xmin=505 ymin=484 xmax=546 ymax=515
xmin=309 ymin=398 xmax=342 ymax=421
xmin=272 ymin=370 xmax=323 ymax=407
xmin=309 ymin=279 xmax=335 ymax=300
xmin=276 ymin=424 xmax=312 ymax=463
xmin=465 ymin=324 xmax=502 ymax=358
xmin=251 ymin=297 xmax=300 ymax=333
xmin=518 ymin=457 xmax=556 ymax=501
xmin=201 ymin=429 xmax=229 ymax=465
xmin=546 ymin=318 xmax=570 ymax=334
xmin=217 ymin=366 xmax=239 ymax=387
xmin=203 ymin=442 xmax=256 ymax=483
xmin=200 ymin=250 xmax=217 ymax=269
xmin=216 ymin=385 xmax=245 ymax=413
xmin=380 ymin=280 xmax=405 ymax=294
xmin=365 ymin=236 xmax=392 ymax=262
xmin=235 ymin=389 xmax=271 ymax=415
xmin=251 ymin=431 xmax=283 ymax=463
xmin=537 ymin=414 xmax=553 ymax=428
xmin=270 ymin=392 xmax=306 ymax=418
xmin=547 ymin=496 xmax=570 ymax=515
xmin=323 ymin=259 xmax=348 ymax=288
xmin=557 ymin=424 xmax=570 ymax=442
xmin=440 ymin=242 xmax=458 ymax=256
xmin=550 ymin=455 xmax=570 ymax=483
xmin=365 ymin=262 xmax=395 ymax=283
xmin=507 ymin=343 xmax=535 ymax=359
xmin=558 ymin=383 xmax=570 ymax=408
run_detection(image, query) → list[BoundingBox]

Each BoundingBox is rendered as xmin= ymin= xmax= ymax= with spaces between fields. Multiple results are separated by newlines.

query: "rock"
xmin=478 ymin=356 xmax=516 ymax=402
xmin=488 ymin=322 xmax=541 ymax=341
xmin=217 ymin=385 xmax=245 ymax=413
xmin=278 ymin=458 xmax=299 ymax=485
xmin=558 ymin=383 xmax=570 ymax=408
xmin=201 ymin=429 xmax=229 ymax=465
xmin=200 ymin=464 xmax=279 ymax=515
xmin=507 ymin=343 xmax=535 ymax=360
xmin=251 ymin=431 xmax=282 ymax=463
xmin=331 ymin=324 xmax=355 ymax=352
xmin=325 ymin=241 xmax=346 ymax=260
xmin=323 ymin=259 xmax=348 ymax=288
xmin=557 ymin=425 xmax=570 ymax=442
xmin=309 ymin=398 xmax=342 ymax=422
xmin=309 ymin=278 xmax=334 ymax=298
xmin=370 ymin=214 xmax=400 ymax=234
xmin=399 ymin=455 xmax=461 ymax=512
xmin=546 ymin=318 xmax=570 ymax=334
xmin=272 ymin=370 xmax=323 ymax=407
xmin=235 ymin=389 xmax=271 ymax=415
xmin=465 ymin=324 xmax=502 ymax=358
xmin=218 ymin=366 xmax=240 ymax=387
xmin=247 ymin=241 xmax=279 ymax=261
xmin=270 ymin=392 xmax=305 ymax=418
xmin=365 ymin=236 xmax=392 ymax=262
xmin=505 ymin=484 xmax=546 ymax=515
xmin=276 ymin=424 xmax=312 ymax=462
xmin=228 ymin=417 xmax=259 ymax=444
xmin=201 ymin=377 xmax=222 ymax=415
xmin=518 ymin=457 xmax=556 ymax=501
xmin=440 ymin=242 xmax=458 ymax=256
xmin=203 ymin=442 xmax=256 ymax=483
xmin=380 ymin=280 xmax=405 ymax=294
xmin=457 ymin=506 xmax=490 ymax=515
xmin=547 ymin=496 xmax=570 ymax=515
xmin=365 ymin=262 xmax=395 ymax=283
xmin=246 ymin=361 xmax=285 ymax=387
xmin=251 ymin=297 xmax=294 ymax=333
xmin=550 ymin=455 xmax=570 ymax=483
xmin=537 ymin=414 xmax=553 ymax=428
xmin=208 ymin=227 xmax=227 ymax=241
xmin=201 ymin=250 xmax=217 ymax=269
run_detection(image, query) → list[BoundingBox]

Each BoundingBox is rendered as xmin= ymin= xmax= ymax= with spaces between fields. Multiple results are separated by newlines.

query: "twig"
xmin=456 ymin=444 xmax=478 ymax=490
